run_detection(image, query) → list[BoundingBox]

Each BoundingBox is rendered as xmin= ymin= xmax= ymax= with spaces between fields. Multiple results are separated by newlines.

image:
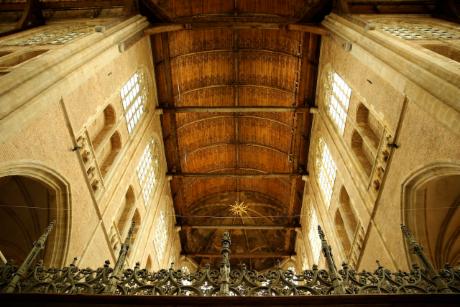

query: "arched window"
xmin=327 ymin=72 xmax=352 ymax=134
xmin=121 ymin=71 xmax=147 ymax=134
xmin=308 ymin=206 xmax=321 ymax=264
xmin=316 ymin=139 xmax=337 ymax=206
xmin=116 ymin=186 xmax=135 ymax=237
xmin=153 ymin=208 xmax=168 ymax=263
xmin=137 ymin=140 xmax=159 ymax=204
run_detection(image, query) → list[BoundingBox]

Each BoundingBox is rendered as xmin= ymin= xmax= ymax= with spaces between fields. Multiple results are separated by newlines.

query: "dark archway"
xmin=0 ymin=163 xmax=71 ymax=267
xmin=402 ymin=163 xmax=460 ymax=269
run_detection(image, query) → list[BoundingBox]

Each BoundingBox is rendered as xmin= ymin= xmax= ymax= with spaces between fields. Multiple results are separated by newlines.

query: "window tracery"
xmin=154 ymin=209 xmax=168 ymax=262
xmin=308 ymin=207 xmax=321 ymax=264
xmin=327 ymin=72 xmax=351 ymax=135
xmin=121 ymin=71 xmax=147 ymax=134
xmin=136 ymin=140 xmax=159 ymax=204
xmin=316 ymin=139 xmax=337 ymax=206
xmin=377 ymin=23 xmax=459 ymax=40
xmin=1 ymin=24 xmax=96 ymax=46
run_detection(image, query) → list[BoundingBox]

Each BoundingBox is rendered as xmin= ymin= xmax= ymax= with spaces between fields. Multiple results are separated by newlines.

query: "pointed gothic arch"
xmin=402 ymin=162 xmax=460 ymax=269
xmin=0 ymin=161 xmax=71 ymax=267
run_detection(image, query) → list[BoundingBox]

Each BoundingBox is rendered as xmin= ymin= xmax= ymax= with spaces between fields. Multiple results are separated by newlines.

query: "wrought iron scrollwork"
xmin=1 ymin=224 xmax=459 ymax=296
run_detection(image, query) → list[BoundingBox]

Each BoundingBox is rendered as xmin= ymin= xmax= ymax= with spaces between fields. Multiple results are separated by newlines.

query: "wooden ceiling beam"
xmin=145 ymin=23 xmax=328 ymax=35
xmin=167 ymin=172 xmax=305 ymax=179
xmin=178 ymin=225 xmax=299 ymax=230
xmin=182 ymin=252 xmax=295 ymax=259
xmin=159 ymin=106 xmax=309 ymax=113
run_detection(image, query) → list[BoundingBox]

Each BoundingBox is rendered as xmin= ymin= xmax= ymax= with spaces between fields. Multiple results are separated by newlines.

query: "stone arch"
xmin=116 ymin=185 xmax=136 ymax=238
xmin=401 ymin=162 xmax=460 ymax=269
xmin=0 ymin=161 xmax=71 ymax=267
xmin=131 ymin=209 xmax=141 ymax=245
xmin=334 ymin=209 xmax=351 ymax=256
xmin=351 ymin=130 xmax=372 ymax=176
xmin=100 ymin=130 xmax=122 ymax=177
xmin=89 ymin=104 xmax=116 ymax=150
xmin=356 ymin=103 xmax=382 ymax=149
xmin=339 ymin=187 xmax=358 ymax=239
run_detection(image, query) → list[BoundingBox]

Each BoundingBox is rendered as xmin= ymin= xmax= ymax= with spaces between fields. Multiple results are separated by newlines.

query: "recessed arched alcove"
xmin=356 ymin=103 xmax=382 ymax=150
xmin=100 ymin=130 xmax=122 ymax=177
xmin=402 ymin=163 xmax=460 ymax=269
xmin=116 ymin=186 xmax=136 ymax=239
xmin=0 ymin=163 xmax=70 ymax=267
xmin=351 ymin=130 xmax=372 ymax=177
xmin=89 ymin=104 xmax=117 ymax=151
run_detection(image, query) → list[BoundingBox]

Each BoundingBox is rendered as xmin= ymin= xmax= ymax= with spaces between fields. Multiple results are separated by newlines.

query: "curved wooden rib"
xmin=177 ymin=115 xmax=293 ymax=130
xmin=183 ymin=142 xmax=290 ymax=157
xmin=170 ymin=48 xmax=301 ymax=60
xmin=173 ymin=83 xmax=295 ymax=97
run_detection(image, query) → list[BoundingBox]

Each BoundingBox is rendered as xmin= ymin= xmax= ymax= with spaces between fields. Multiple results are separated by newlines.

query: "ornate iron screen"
xmin=1 ymin=223 xmax=459 ymax=296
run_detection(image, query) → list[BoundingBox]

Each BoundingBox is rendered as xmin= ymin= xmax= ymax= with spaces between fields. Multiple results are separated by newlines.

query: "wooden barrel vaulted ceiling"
xmin=148 ymin=0 xmax=326 ymax=270
xmin=142 ymin=0 xmax=451 ymax=270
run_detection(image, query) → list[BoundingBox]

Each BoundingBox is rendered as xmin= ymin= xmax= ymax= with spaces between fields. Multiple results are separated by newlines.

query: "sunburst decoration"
xmin=229 ymin=201 xmax=248 ymax=216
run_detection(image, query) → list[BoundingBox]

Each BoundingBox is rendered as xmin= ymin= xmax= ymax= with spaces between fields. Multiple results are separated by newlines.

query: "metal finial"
xmin=400 ymin=224 xmax=450 ymax=293
xmin=318 ymin=225 xmax=325 ymax=240
xmin=4 ymin=221 xmax=55 ymax=293
xmin=127 ymin=222 xmax=136 ymax=242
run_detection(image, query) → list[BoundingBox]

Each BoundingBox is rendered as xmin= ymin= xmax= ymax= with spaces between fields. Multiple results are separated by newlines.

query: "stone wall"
xmin=0 ymin=16 xmax=181 ymax=270
xmin=295 ymin=13 xmax=460 ymax=272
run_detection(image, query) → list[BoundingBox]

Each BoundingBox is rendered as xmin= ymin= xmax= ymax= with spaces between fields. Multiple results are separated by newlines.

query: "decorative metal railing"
xmin=0 ymin=223 xmax=459 ymax=296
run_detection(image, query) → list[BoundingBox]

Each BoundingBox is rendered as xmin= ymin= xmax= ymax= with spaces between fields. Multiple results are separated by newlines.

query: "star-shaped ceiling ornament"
xmin=230 ymin=201 xmax=248 ymax=217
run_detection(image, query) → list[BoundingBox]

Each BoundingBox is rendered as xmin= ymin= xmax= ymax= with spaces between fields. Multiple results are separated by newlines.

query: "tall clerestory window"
xmin=316 ymin=139 xmax=337 ymax=206
xmin=154 ymin=209 xmax=168 ymax=262
xmin=308 ymin=207 xmax=321 ymax=264
xmin=137 ymin=140 xmax=159 ymax=204
xmin=327 ymin=72 xmax=351 ymax=134
xmin=121 ymin=71 xmax=147 ymax=134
